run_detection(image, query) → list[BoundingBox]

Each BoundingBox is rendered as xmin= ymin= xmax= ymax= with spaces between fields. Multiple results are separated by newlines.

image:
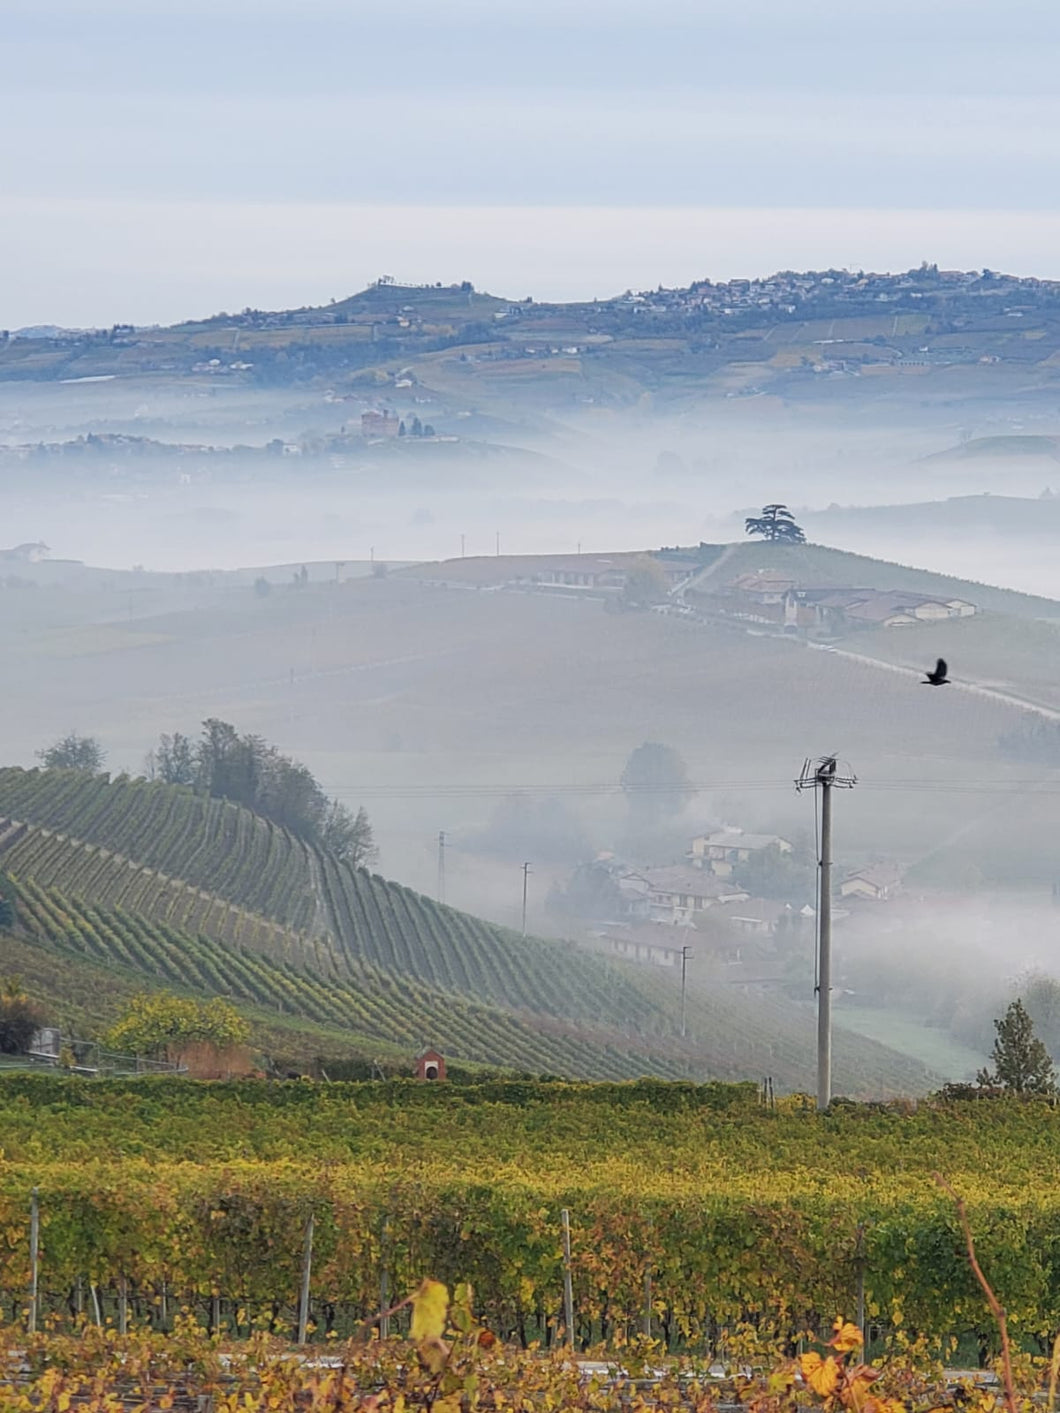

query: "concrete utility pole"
xmin=796 ymin=755 xmax=856 ymax=1110
xmin=680 ymin=944 xmax=692 ymax=1038
xmin=437 ymin=830 xmax=446 ymax=904
xmin=521 ymin=861 xmax=531 ymax=936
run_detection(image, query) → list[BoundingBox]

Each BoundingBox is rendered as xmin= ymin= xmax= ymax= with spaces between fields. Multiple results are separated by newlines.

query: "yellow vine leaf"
xmin=800 ymin=1352 xmax=841 ymax=1397
xmin=411 ymin=1279 xmax=449 ymax=1341
xmin=831 ymin=1319 xmax=863 ymax=1353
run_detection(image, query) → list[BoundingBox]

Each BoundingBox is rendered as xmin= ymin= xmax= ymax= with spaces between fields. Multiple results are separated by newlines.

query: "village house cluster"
xmin=576 ymin=827 xmax=903 ymax=987
xmin=699 ymin=571 xmax=977 ymax=633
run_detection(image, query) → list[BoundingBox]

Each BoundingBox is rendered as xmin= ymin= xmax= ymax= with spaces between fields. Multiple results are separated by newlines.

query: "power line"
xmin=324 ymin=776 xmax=1060 ymax=801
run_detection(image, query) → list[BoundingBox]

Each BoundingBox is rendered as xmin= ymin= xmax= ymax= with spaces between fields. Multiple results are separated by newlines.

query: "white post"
xmin=379 ymin=1217 xmax=390 ymax=1338
xmin=297 ymin=1212 xmax=314 ymax=1345
xmin=28 ymin=1187 xmax=39 ymax=1334
xmin=560 ymin=1209 xmax=575 ymax=1350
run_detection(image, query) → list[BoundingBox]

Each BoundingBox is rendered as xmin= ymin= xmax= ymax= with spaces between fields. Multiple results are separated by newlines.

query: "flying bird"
xmin=922 ymin=658 xmax=950 ymax=686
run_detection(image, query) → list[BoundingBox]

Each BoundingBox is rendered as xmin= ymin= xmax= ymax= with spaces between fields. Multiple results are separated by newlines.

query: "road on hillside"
xmin=807 ymin=642 xmax=1060 ymax=722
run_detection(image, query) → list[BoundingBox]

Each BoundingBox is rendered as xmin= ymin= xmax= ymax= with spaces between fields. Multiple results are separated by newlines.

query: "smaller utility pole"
xmin=460 ymin=533 xmax=466 ymax=558
xmin=437 ymin=830 xmax=446 ymax=904
xmin=680 ymin=945 xmax=692 ymax=1038
xmin=521 ymin=861 xmax=532 ymax=936
xmin=495 ymin=530 xmax=500 ymax=556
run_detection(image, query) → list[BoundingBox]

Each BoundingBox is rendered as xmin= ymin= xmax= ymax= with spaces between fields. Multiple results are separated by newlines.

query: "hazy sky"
xmin=6 ymin=0 xmax=1060 ymax=326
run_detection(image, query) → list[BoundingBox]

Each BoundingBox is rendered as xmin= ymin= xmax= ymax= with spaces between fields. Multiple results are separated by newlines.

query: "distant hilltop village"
xmin=7 ymin=263 xmax=1060 ymax=393
xmin=6 ymin=264 xmax=1060 ymax=344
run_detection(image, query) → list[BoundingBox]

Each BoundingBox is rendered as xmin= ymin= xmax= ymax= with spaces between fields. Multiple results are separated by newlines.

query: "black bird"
xmin=922 ymin=657 xmax=950 ymax=686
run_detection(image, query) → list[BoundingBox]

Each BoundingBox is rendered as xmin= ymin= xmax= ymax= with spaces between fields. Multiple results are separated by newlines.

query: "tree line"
xmin=35 ymin=724 xmax=376 ymax=869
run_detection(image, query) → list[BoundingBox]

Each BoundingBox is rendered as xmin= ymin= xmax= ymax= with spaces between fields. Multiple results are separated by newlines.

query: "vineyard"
xmin=6 ymin=878 xmax=695 ymax=1079
xmin=0 ymin=820 xmax=325 ymax=972
xmin=0 ymin=769 xmax=939 ymax=1092
xmin=0 ymin=1077 xmax=1051 ymax=1353
xmin=0 ymin=769 xmax=318 ymax=931
xmin=0 ymin=769 xmax=654 ymax=1026
xmin=0 ymin=1313 xmax=1013 ymax=1413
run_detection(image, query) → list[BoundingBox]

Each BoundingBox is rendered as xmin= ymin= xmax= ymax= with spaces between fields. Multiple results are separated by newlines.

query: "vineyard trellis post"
xmin=643 ymin=1267 xmax=652 ymax=1340
xmin=297 ymin=1211 xmax=314 ymax=1345
xmin=379 ymin=1215 xmax=390 ymax=1338
xmin=560 ymin=1208 xmax=575 ymax=1350
xmin=27 ymin=1186 xmax=39 ymax=1334
xmin=118 ymin=1275 xmax=128 ymax=1336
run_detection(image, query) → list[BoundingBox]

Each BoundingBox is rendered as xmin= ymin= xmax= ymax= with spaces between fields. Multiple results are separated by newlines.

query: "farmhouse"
xmin=696 ymin=573 xmax=976 ymax=633
xmin=361 ymin=409 xmax=400 ymax=439
xmin=639 ymin=865 xmax=747 ymax=924
xmin=839 ymin=863 xmax=902 ymax=902
xmin=688 ymin=830 xmax=793 ymax=878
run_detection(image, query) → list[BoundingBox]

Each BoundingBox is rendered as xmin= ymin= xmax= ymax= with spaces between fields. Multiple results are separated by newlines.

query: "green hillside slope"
xmin=0 ymin=770 xmax=661 ymax=1029
xmin=5 ymin=877 xmax=694 ymax=1079
xmin=3 ymin=873 xmax=938 ymax=1093
xmin=0 ymin=770 xmax=317 ymax=929
xmin=696 ymin=541 xmax=1060 ymax=619
xmin=0 ymin=771 xmax=942 ymax=1095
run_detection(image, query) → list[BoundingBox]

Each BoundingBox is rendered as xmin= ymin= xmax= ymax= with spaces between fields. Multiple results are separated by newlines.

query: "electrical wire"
xmin=325 ymin=777 xmax=1060 ymax=801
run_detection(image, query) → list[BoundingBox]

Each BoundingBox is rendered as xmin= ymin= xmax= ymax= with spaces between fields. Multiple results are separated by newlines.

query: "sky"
xmin=6 ymin=0 xmax=1060 ymax=326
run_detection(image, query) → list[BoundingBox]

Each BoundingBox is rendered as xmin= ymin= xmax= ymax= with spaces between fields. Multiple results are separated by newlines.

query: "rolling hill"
xmin=0 ymin=769 xmax=939 ymax=1095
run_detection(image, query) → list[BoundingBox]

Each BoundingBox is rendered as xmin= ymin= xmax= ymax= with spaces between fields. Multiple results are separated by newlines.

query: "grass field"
xmin=834 ymin=1005 xmax=983 ymax=1081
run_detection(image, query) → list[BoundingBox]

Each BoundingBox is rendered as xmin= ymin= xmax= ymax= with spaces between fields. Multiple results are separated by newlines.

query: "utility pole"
xmin=437 ymin=830 xmax=446 ymax=904
xmin=495 ymin=530 xmax=500 ymax=556
xmin=460 ymin=533 xmax=466 ymax=558
xmin=680 ymin=944 xmax=692 ymax=1038
xmin=521 ymin=861 xmax=531 ymax=936
xmin=796 ymin=755 xmax=856 ymax=1110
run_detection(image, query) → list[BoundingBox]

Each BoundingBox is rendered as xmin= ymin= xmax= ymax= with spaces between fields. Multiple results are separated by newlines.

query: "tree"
xmin=733 ymin=840 xmax=814 ymax=901
xmin=620 ymin=742 xmax=694 ymax=831
xmin=546 ymin=860 xmax=625 ymax=922
xmin=1021 ymin=973 xmax=1060 ymax=1059
xmin=104 ymin=993 xmax=250 ymax=1059
xmin=0 ymin=977 xmax=43 ymax=1054
xmin=744 ymin=504 xmax=806 ymax=544
xmin=147 ymin=731 xmax=197 ymax=787
xmin=621 ymin=556 xmax=670 ymax=608
xmin=36 ymin=732 xmax=105 ymax=773
xmin=146 ymin=721 xmax=377 ymax=862
xmin=977 ymin=998 xmax=1057 ymax=1094
xmin=253 ymin=576 xmax=272 ymax=597
xmin=321 ymin=801 xmax=378 ymax=868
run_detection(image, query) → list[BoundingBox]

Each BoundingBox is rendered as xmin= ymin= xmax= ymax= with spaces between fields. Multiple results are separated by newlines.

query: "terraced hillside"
xmin=0 ymin=770 xmax=317 ymax=930
xmin=6 ymin=877 xmax=688 ymax=1079
xmin=0 ymin=819 xmax=326 ymax=971
xmin=0 ymin=771 xmax=660 ymax=1029
xmin=0 ymin=769 xmax=941 ymax=1093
